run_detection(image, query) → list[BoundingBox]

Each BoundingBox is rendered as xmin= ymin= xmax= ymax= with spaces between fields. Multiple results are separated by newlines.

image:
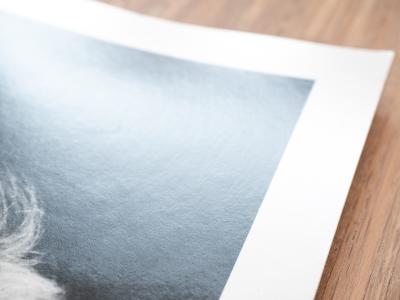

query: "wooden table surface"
xmin=100 ymin=1 xmax=400 ymax=299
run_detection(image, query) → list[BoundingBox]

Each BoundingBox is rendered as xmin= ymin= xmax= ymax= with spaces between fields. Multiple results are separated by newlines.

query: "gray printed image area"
xmin=0 ymin=12 xmax=313 ymax=300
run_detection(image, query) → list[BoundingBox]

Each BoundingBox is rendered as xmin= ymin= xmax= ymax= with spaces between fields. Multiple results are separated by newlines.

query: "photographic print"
xmin=0 ymin=10 xmax=313 ymax=300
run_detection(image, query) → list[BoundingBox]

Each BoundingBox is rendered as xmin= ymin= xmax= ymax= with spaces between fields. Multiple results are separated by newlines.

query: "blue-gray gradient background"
xmin=0 ymin=12 xmax=313 ymax=300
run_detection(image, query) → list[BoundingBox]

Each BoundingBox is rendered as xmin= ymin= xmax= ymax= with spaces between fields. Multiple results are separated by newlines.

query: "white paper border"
xmin=0 ymin=1 xmax=394 ymax=298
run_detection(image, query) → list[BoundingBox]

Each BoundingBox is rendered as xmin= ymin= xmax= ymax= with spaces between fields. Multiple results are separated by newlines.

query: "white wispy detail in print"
xmin=0 ymin=171 xmax=64 ymax=300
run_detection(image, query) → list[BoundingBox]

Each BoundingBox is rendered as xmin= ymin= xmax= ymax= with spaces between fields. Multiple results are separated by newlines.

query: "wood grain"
xmin=99 ymin=1 xmax=400 ymax=298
